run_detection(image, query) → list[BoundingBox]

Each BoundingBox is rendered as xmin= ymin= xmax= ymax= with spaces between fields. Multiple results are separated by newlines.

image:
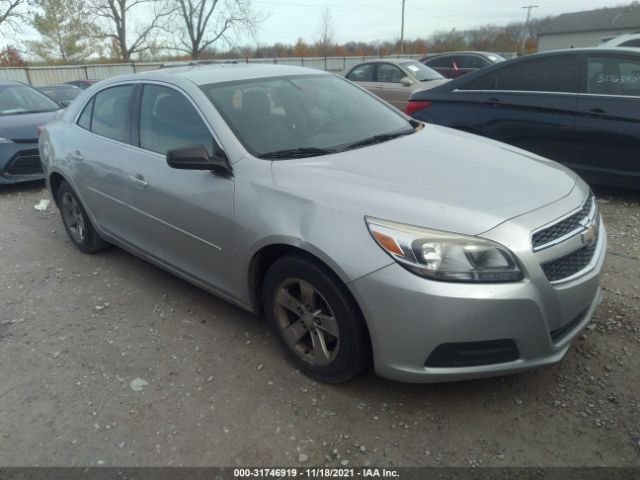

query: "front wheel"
xmin=262 ymin=254 xmax=371 ymax=383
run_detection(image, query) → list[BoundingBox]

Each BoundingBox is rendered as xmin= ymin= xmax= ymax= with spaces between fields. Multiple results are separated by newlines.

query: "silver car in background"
xmin=39 ymin=64 xmax=606 ymax=383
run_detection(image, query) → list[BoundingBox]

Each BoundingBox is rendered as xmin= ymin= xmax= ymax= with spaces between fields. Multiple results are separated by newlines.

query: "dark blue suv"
xmin=407 ymin=48 xmax=640 ymax=189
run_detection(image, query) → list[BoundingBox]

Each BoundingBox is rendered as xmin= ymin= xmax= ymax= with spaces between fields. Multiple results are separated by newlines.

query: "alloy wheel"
xmin=61 ymin=192 xmax=85 ymax=244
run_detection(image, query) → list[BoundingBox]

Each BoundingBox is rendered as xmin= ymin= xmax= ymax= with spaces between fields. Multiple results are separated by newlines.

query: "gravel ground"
xmin=0 ymin=182 xmax=638 ymax=468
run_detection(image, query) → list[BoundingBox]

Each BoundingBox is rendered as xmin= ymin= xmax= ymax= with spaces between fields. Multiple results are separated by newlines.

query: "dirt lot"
xmin=0 ymin=181 xmax=639 ymax=468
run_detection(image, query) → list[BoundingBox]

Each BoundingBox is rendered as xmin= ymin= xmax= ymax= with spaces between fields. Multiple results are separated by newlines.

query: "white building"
xmin=538 ymin=4 xmax=640 ymax=52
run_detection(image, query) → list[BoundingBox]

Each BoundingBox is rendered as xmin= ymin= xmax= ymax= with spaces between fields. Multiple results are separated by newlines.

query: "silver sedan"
xmin=342 ymin=58 xmax=448 ymax=110
xmin=40 ymin=64 xmax=605 ymax=383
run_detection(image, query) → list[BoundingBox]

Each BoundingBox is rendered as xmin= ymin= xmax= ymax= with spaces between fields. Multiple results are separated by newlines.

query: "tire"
xmin=262 ymin=253 xmax=371 ymax=383
xmin=57 ymin=181 xmax=109 ymax=254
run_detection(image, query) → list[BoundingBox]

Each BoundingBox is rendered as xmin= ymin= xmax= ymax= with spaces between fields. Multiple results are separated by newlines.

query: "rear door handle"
xmin=129 ymin=174 xmax=149 ymax=189
xmin=481 ymin=97 xmax=501 ymax=107
xmin=588 ymin=107 xmax=606 ymax=115
xmin=68 ymin=150 xmax=83 ymax=162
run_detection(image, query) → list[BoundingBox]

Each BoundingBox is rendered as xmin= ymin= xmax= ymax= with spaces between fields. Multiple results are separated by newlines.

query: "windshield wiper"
xmin=259 ymin=147 xmax=336 ymax=159
xmin=338 ymin=128 xmax=416 ymax=152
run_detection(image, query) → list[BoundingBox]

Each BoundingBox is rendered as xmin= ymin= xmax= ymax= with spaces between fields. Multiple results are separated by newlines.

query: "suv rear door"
xmin=573 ymin=52 xmax=640 ymax=186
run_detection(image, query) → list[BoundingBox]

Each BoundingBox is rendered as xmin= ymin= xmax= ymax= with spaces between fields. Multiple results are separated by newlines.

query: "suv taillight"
xmin=405 ymin=100 xmax=432 ymax=116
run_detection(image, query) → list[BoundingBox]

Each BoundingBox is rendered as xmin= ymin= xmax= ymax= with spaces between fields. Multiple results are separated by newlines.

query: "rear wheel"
xmin=263 ymin=254 xmax=370 ymax=383
xmin=57 ymin=181 xmax=109 ymax=253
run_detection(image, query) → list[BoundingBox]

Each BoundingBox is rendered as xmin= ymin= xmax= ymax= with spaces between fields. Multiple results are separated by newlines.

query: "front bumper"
xmin=0 ymin=143 xmax=45 ymax=184
xmin=349 ymin=221 xmax=606 ymax=383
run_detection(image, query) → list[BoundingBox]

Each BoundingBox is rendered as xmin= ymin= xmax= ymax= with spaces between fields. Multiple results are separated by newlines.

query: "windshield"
xmin=0 ymin=84 xmax=61 ymax=116
xmin=400 ymin=61 xmax=444 ymax=82
xmin=201 ymin=74 xmax=415 ymax=158
xmin=39 ymin=86 xmax=81 ymax=103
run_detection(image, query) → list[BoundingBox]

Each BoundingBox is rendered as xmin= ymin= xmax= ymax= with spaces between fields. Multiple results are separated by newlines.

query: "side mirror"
xmin=166 ymin=144 xmax=231 ymax=176
xmin=60 ymin=100 xmax=72 ymax=108
xmin=400 ymin=76 xmax=413 ymax=86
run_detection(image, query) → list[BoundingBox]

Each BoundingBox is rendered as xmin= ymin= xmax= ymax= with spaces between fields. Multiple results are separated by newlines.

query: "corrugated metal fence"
xmin=0 ymin=55 xmax=425 ymax=85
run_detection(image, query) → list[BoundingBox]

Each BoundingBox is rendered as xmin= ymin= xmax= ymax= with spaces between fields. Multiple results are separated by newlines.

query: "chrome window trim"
xmin=452 ymin=88 xmax=640 ymax=100
xmin=452 ymin=88 xmax=578 ymax=96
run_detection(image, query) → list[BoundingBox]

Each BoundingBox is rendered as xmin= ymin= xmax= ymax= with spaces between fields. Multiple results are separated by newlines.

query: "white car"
xmin=597 ymin=33 xmax=640 ymax=48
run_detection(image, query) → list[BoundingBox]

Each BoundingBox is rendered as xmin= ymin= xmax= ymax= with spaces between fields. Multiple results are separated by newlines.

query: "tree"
xmin=0 ymin=0 xmax=26 ymax=32
xmin=0 ymin=45 xmax=26 ymax=66
xmin=28 ymin=0 xmax=104 ymax=63
xmin=92 ymin=0 xmax=173 ymax=62
xmin=315 ymin=6 xmax=334 ymax=57
xmin=172 ymin=0 xmax=262 ymax=60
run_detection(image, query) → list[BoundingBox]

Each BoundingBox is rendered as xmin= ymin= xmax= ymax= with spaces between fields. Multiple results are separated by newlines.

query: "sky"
xmin=250 ymin=0 xmax=630 ymax=45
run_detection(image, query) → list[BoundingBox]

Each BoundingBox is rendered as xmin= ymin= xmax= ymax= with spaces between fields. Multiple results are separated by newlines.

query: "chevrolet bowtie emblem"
xmin=581 ymin=219 xmax=599 ymax=245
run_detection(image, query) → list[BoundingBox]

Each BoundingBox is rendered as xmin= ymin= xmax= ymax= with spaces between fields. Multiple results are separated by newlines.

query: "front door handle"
xmin=129 ymin=174 xmax=149 ymax=189
xmin=481 ymin=97 xmax=501 ymax=107
xmin=588 ymin=107 xmax=606 ymax=115
xmin=68 ymin=150 xmax=83 ymax=162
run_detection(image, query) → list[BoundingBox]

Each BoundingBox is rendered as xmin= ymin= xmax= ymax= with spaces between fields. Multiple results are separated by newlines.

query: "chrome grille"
xmin=541 ymin=241 xmax=597 ymax=282
xmin=6 ymin=151 xmax=43 ymax=176
xmin=532 ymin=193 xmax=594 ymax=250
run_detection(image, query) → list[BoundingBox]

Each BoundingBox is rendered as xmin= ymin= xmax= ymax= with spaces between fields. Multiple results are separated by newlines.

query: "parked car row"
xmin=36 ymin=62 xmax=606 ymax=384
xmin=406 ymin=48 xmax=640 ymax=189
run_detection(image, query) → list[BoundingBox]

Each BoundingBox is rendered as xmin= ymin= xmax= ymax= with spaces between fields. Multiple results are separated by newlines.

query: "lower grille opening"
xmin=6 ymin=151 xmax=43 ymax=176
xmin=541 ymin=242 xmax=597 ymax=282
xmin=425 ymin=339 xmax=519 ymax=368
xmin=550 ymin=308 xmax=589 ymax=343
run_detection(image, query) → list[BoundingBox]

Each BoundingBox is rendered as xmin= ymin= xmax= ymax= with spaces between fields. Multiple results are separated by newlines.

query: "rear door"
xmin=470 ymin=54 xmax=580 ymax=164
xmin=573 ymin=53 xmax=640 ymax=186
xmin=68 ymin=84 xmax=134 ymax=239
xmin=425 ymin=55 xmax=454 ymax=78
xmin=345 ymin=63 xmax=376 ymax=93
xmin=125 ymin=82 xmax=235 ymax=291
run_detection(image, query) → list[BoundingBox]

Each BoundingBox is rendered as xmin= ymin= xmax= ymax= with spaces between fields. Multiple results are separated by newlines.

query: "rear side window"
xmin=426 ymin=56 xmax=452 ymax=68
xmin=91 ymin=85 xmax=133 ymax=143
xmin=456 ymin=55 xmax=488 ymax=69
xmin=460 ymin=56 xmax=578 ymax=93
xmin=139 ymin=84 xmax=215 ymax=156
xmin=346 ymin=64 xmax=375 ymax=82
xmin=587 ymin=55 xmax=640 ymax=96
xmin=620 ymin=39 xmax=640 ymax=47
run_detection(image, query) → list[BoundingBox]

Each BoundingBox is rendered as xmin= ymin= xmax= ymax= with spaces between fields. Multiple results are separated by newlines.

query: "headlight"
xmin=366 ymin=217 xmax=524 ymax=282
xmin=0 ymin=138 xmax=14 ymax=143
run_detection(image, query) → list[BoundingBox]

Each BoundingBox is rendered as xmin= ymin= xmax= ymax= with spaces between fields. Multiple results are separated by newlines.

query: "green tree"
xmin=27 ymin=0 xmax=104 ymax=62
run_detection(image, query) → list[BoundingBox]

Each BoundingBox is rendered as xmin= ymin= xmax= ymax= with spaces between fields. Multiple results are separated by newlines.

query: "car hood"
xmin=0 ymin=111 xmax=59 ymax=141
xmin=272 ymin=125 xmax=577 ymax=235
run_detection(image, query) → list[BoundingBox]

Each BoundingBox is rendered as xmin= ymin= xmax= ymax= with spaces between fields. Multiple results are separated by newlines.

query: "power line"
xmin=252 ymin=1 xmax=397 ymax=7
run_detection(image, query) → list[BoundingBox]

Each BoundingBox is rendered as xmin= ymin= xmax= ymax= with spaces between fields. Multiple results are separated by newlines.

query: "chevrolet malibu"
xmin=39 ymin=64 xmax=606 ymax=383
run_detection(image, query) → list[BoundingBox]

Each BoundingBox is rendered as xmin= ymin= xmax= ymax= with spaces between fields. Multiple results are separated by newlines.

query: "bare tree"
xmin=315 ymin=6 xmax=334 ymax=57
xmin=92 ymin=0 xmax=173 ymax=62
xmin=172 ymin=0 xmax=262 ymax=60
xmin=0 ymin=0 xmax=27 ymax=31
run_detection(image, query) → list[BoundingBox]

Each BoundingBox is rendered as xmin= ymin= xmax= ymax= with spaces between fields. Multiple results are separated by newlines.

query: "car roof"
xmin=350 ymin=58 xmax=419 ymax=65
xmin=0 ymin=80 xmax=28 ymax=87
xmin=423 ymin=51 xmax=500 ymax=57
xmin=128 ymin=63 xmax=331 ymax=86
xmin=36 ymin=84 xmax=80 ymax=88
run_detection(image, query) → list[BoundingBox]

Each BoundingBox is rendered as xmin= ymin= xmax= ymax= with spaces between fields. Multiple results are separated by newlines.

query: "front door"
xmin=124 ymin=83 xmax=235 ymax=292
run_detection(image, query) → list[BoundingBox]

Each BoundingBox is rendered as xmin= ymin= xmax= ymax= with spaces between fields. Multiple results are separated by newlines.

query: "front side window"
xmin=90 ymin=85 xmax=133 ymax=143
xmin=376 ymin=64 xmax=404 ymax=83
xmin=346 ymin=64 xmax=375 ymax=82
xmin=139 ymin=84 xmax=215 ymax=156
xmin=587 ymin=56 xmax=640 ymax=96
xmin=201 ymin=74 xmax=414 ymax=157
xmin=0 ymin=84 xmax=60 ymax=116
xmin=461 ymin=56 xmax=578 ymax=93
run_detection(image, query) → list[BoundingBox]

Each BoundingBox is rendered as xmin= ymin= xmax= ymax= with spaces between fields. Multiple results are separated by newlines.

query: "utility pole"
xmin=520 ymin=5 xmax=538 ymax=54
xmin=400 ymin=0 xmax=406 ymax=54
